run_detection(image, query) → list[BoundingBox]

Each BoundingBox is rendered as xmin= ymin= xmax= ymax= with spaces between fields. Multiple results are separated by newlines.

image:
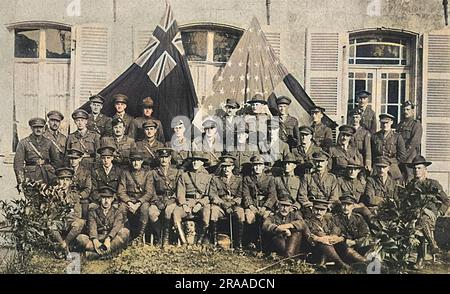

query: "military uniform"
xmin=291 ymin=126 xmax=322 ymax=176
xmin=298 ymin=172 xmax=340 ymax=203
xmin=192 ymin=124 xmax=224 ymax=168
xmin=90 ymin=164 xmax=122 ymax=203
xmin=311 ymin=122 xmax=333 ymax=150
xmin=338 ymin=176 xmax=366 ymax=203
xmin=329 ymin=144 xmax=363 ymax=175
xmin=258 ymin=138 xmax=290 ymax=166
xmin=350 ymin=126 xmax=372 ymax=168
xmin=87 ymin=113 xmax=112 ymax=138
xmin=43 ymin=130 xmax=67 ymax=160
xmin=371 ymin=129 xmax=406 ymax=180
xmin=14 ymin=118 xmax=60 ymax=185
xmin=132 ymin=116 xmax=165 ymax=143
xmin=170 ymin=137 xmax=191 ymax=168
xmin=361 ymin=175 xmax=398 ymax=208
xmin=112 ymin=112 xmax=135 ymax=138
xmin=398 ymin=116 xmax=422 ymax=180
xmin=332 ymin=210 xmax=370 ymax=253
xmin=66 ymin=130 xmax=101 ymax=168
xmin=102 ymin=136 xmax=136 ymax=167
xmin=135 ymin=139 xmax=165 ymax=167
xmin=274 ymin=174 xmax=302 ymax=210
xmin=72 ymin=164 xmax=92 ymax=218
xmin=360 ymin=106 xmax=377 ymax=134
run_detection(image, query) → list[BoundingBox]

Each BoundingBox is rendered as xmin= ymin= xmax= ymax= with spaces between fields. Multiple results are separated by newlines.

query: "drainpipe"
xmin=266 ymin=0 xmax=271 ymax=25
xmin=444 ymin=0 xmax=449 ymax=26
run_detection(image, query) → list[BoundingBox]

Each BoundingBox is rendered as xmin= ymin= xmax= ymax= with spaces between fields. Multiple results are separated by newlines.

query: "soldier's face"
xmin=132 ymin=159 xmax=143 ymax=170
xmin=380 ymin=119 xmax=393 ymax=131
xmin=74 ymin=118 xmax=87 ymax=130
xmin=253 ymin=163 xmax=265 ymax=174
xmin=160 ymin=156 xmax=171 ymax=167
xmin=222 ymin=165 xmax=234 ymax=176
xmin=32 ymin=126 xmax=44 ymax=136
xmin=284 ymin=162 xmax=296 ymax=173
xmin=192 ymin=159 xmax=204 ymax=170
xmin=375 ymin=165 xmax=389 ymax=176
xmin=413 ymin=164 xmax=427 ymax=179
xmin=315 ymin=160 xmax=328 ymax=171
xmin=342 ymin=203 xmax=353 ymax=215
xmin=403 ymin=106 xmax=414 ymax=118
xmin=347 ymin=168 xmax=360 ymax=179
xmin=48 ymin=119 xmax=61 ymax=131
xmin=352 ymin=115 xmax=362 ymax=125
xmin=113 ymin=123 xmax=125 ymax=137
xmin=173 ymin=124 xmax=185 ymax=137
xmin=115 ymin=102 xmax=127 ymax=113
xmin=90 ymin=102 xmax=103 ymax=114
xmin=358 ymin=97 xmax=368 ymax=106
xmin=300 ymin=133 xmax=312 ymax=145
xmin=101 ymin=155 xmax=114 ymax=167
xmin=278 ymin=104 xmax=288 ymax=115
xmin=144 ymin=127 xmax=157 ymax=138
xmin=279 ymin=204 xmax=293 ymax=216
xmin=58 ymin=177 xmax=72 ymax=190
xmin=339 ymin=133 xmax=352 ymax=144
xmin=225 ymin=106 xmax=237 ymax=116
xmin=313 ymin=207 xmax=327 ymax=219
xmin=311 ymin=112 xmax=323 ymax=123
xmin=205 ymin=126 xmax=217 ymax=138
xmin=252 ymin=103 xmax=263 ymax=114
xmin=101 ymin=196 xmax=113 ymax=209
xmin=143 ymin=107 xmax=153 ymax=117
xmin=70 ymin=157 xmax=82 ymax=167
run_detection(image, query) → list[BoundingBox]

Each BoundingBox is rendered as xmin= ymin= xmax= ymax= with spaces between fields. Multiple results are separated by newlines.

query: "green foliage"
xmin=0 ymin=180 xmax=73 ymax=258
xmin=371 ymin=184 xmax=443 ymax=270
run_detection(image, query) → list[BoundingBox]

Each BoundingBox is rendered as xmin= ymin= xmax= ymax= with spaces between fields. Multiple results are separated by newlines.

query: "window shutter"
xmin=261 ymin=25 xmax=281 ymax=59
xmin=132 ymin=27 xmax=153 ymax=61
xmin=73 ymin=24 xmax=111 ymax=108
xmin=305 ymin=31 xmax=347 ymax=122
xmin=423 ymin=29 xmax=450 ymax=169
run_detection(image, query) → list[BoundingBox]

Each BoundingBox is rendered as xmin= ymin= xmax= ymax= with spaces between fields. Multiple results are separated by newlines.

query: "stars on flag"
xmin=227 ymin=61 xmax=233 ymax=67
xmin=240 ymin=75 xmax=245 ymax=81
xmin=229 ymin=75 xmax=235 ymax=82
xmin=217 ymin=75 xmax=224 ymax=82
xmin=238 ymin=62 xmax=243 ymax=67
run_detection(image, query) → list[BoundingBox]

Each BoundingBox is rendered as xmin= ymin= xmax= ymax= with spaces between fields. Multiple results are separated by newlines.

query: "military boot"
xmin=196 ymin=222 xmax=207 ymax=245
xmin=422 ymin=224 xmax=440 ymax=254
xmin=134 ymin=222 xmax=147 ymax=246
xmin=162 ymin=220 xmax=171 ymax=246
xmin=210 ymin=222 xmax=218 ymax=246
xmin=344 ymin=247 xmax=367 ymax=264
xmin=234 ymin=222 xmax=244 ymax=250
xmin=320 ymin=244 xmax=351 ymax=270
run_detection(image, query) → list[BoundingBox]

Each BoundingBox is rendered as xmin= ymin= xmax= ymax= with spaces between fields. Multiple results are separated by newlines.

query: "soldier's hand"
xmin=328 ymin=235 xmax=344 ymax=245
xmin=93 ymin=239 xmax=103 ymax=254
xmin=346 ymin=239 xmax=356 ymax=247
xmin=104 ymin=237 xmax=111 ymax=254
xmin=314 ymin=236 xmax=331 ymax=245
xmin=192 ymin=203 xmax=202 ymax=213
xmin=226 ymin=207 xmax=234 ymax=215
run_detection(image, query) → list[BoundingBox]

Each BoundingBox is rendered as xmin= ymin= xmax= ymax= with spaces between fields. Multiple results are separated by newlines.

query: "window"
xmin=181 ymin=27 xmax=242 ymax=64
xmin=349 ymin=37 xmax=409 ymax=66
xmin=15 ymin=28 xmax=71 ymax=59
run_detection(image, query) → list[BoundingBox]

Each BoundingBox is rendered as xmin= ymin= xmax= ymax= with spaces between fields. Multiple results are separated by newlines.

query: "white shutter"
xmin=132 ymin=26 xmax=153 ymax=61
xmin=305 ymin=31 xmax=347 ymax=121
xmin=423 ymin=29 xmax=450 ymax=175
xmin=73 ymin=24 xmax=111 ymax=108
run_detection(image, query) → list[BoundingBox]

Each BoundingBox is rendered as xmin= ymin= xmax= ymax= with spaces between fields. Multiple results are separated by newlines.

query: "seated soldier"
xmin=76 ymin=186 xmax=130 ymax=259
xmin=274 ymin=153 xmax=306 ymax=210
xmin=101 ymin=117 xmax=136 ymax=168
xmin=304 ymin=199 xmax=366 ymax=269
xmin=291 ymin=126 xmax=322 ymax=176
xmin=405 ymin=155 xmax=450 ymax=269
xmin=117 ymin=149 xmax=153 ymax=243
xmin=49 ymin=168 xmax=85 ymax=259
xmin=148 ymin=148 xmax=182 ymax=245
xmin=210 ymin=155 xmax=245 ymax=248
xmin=298 ymin=151 xmax=340 ymax=204
xmin=90 ymin=144 xmax=122 ymax=205
xmin=262 ymin=195 xmax=310 ymax=257
xmin=332 ymin=193 xmax=371 ymax=256
xmin=242 ymin=155 xmax=278 ymax=224
xmin=135 ymin=120 xmax=165 ymax=168
xmin=329 ymin=125 xmax=363 ymax=176
xmin=67 ymin=148 xmax=92 ymax=219
xmin=361 ymin=156 xmax=399 ymax=212
xmin=172 ymin=152 xmax=214 ymax=245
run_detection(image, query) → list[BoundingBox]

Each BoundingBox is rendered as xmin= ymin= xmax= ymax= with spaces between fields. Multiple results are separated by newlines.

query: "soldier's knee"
xmin=172 ymin=207 xmax=184 ymax=222
xmin=245 ymin=209 xmax=256 ymax=224
xmin=76 ymin=234 xmax=90 ymax=248
xmin=234 ymin=207 xmax=245 ymax=223
xmin=117 ymin=228 xmax=130 ymax=241
xmin=72 ymin=219 xmax=86 ymax=230
xmin=149 ymin=205 xmax=160 ymax=223
xmin=165 ymin=203 xmax=176 ymax=219
xmin=210 ymin=206 xmax=220 ymax=222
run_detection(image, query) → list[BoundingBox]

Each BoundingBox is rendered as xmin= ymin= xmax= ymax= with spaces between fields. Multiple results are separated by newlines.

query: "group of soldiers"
xmin=12 ymin=90 xmax=449 ymax=269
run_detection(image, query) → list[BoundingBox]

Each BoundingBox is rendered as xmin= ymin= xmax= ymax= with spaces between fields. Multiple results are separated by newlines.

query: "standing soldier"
xmin=298 ymin=151 xmax=340 ymax=204
xmin=274 ymin=154 xmax=304 ymax=211
xmin=224 ymin=125 xmax=258 ymax=176
xmin=135 ymin=120 xmax=165 ymax=168
xmin=66 ymin=148 xmax=92 ymax=219
xmin=405 ymin=155 xmax=450 ymax=268
xmin=76 ymin=186 xmax=130 ymax=259
xmin=398 ymin=101 xmax=423 ymax=182
xmin=87 ymin=94 xmax=112 ymax=138
xmin=112 ymin=94 xmax=135 ymax=138
xmin=276 ymin=96 xmax=300 ymax=148
xmin=90 ymin=145 xmax=122 ymax=205
xmin=349 ymin=108 xmax=372 ymax=173
xmin=102 ymin=117 xmax=136 ymax=168
xmin=221 ymin=98 xmax=242 ymax=147
xmin=242 ymin=155 xmax=278 ymax=225
xmin=355 ymin=90 xmax=376 ymax=134
xmin=361 ymin=156 xmax=399 ymax=210
xmin=309 ymin=106 xmax=333 ymax=151
xmin=132 ymin=97 xmax=165 ymax=143
xmin=49 ymin=168 xmax=85 ymax=259
xmin=148 ymin=148 xmax=182 ymax=244
xmin=258 ymin=119 xmax=290 ymax=167
xmin=329 ymin=125 xmax=363 ymax=176
xmin=66 ymin=109 xmax=101 ymax=169
xmin=14 ymin=117 xmax=60 ymax=188
xmin=262 ymin=195 xmax=310 ymax=257
xmin=170 ymin=119 xmax=191 ymax=168
xmin=192 ymin=119 xmax=223 ymax=169
xmin=43 ymin=110 xmax=67 ymax=161
xmin=291 ymin=126 xmax=322 ymax=176
xmin=209 ymin=155 xmax=245 ymax=248
xmin=172 ymin=152 xmax=214 ymax=245
xmin=371 ymin=113 xmax=407 ymax=181
xmin=117 ymin=149 xmax=153 ymax=243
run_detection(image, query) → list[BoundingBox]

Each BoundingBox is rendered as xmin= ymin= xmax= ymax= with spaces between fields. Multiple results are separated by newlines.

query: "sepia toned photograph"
xmin=0 ymin=0 xmax=449 ymax=280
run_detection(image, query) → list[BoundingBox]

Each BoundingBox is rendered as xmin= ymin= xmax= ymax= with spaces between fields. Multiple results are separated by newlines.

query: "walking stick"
xmin=229 ymin=212 xmax=234 ymax=249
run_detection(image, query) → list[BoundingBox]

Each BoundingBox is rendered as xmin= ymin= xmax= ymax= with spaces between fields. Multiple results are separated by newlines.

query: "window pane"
xmin=388 ymin=80 xmax=399 ymax=103
xmin=381 ymin=79 xmax=387 ymax=104
xmin=181 ymin=31 xmax=207 ymax=61
xmin=387 ymin=105 xmax=399 ymax=125
xmin=401 ymin=80 xmax=406 ymax=101
xmin=356 ymin=59 xmax=400 ymax=65
xmin=213 ymin=31 xmax=240 ymax=62
xmin=355 ymin=80 xmax=366 ymax=95
xmin=15 ymin=29 xmax=40 ymax=58
xmin=348 ymin=79 xmax=354 ymax=105
xmin=356 ymin=44 xmax=400 ymax=58
xmin=46 ymin=29 xmax=71 ymax=59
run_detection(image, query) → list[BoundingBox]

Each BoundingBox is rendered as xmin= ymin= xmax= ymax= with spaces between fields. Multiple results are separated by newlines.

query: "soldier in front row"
xmin=14 ymin=118 xmax=60 ymax=188
xmin=43 ymin=110 xmax=67 ymax=161
xmin=209 ymin=155 xmax=245 ymax=248
xmin=77 ymin=186 xmax=130 ymax=259
xmin=173 ymin=152 xmax=214 ymax=245
xmin=148 ymin=148 xmax=182 ymax=244
xmin=49 ymin=168 xmax=85 ymax=259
